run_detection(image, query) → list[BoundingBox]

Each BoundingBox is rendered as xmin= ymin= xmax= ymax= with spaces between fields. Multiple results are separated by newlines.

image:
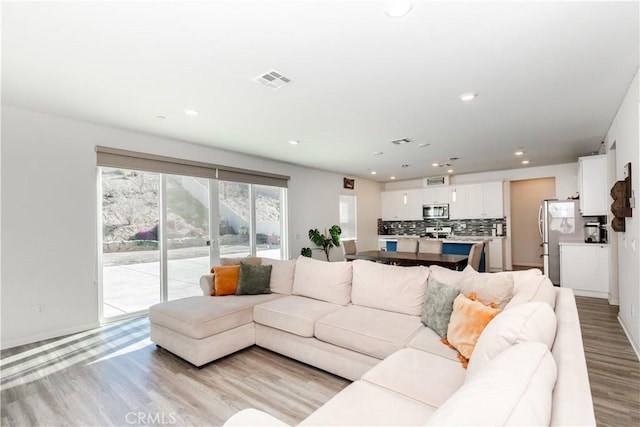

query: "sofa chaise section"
xmin=149 ymin=294 xmax=283 ymax=366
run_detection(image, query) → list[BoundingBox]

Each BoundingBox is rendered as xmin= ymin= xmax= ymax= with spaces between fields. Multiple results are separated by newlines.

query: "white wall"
xmin=0 ymin=105 xmax=381 ymax=348
xmin=604 ymin=69 xmax=640 ymax=357
xmin=385 ymin=163 xmax=579 ymax=200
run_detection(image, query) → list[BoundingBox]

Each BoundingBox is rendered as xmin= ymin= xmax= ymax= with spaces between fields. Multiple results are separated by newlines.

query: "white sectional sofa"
xmin=149 ymin=256 xmax=595 ymax=426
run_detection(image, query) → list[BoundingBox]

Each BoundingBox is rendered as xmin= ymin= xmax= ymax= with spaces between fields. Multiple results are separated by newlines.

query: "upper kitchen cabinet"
xmin=381 ymin=189 xmax=423 ymax=220
xmin=578 ymin=155 xmax=608 ymax=216
xmin=463 ymin=181 xmax=504 ymax=219
xmin=423 ymin=186 xmax=451 ymax=204
xmin=449 ymin=186 xmax=467 ymax=220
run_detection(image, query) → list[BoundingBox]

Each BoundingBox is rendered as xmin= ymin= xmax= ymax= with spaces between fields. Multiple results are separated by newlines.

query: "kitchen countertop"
xmin=559 ymin=242 xmax=609 ymax=246
xmin=378 ymin=235 xmax=504 ymax=243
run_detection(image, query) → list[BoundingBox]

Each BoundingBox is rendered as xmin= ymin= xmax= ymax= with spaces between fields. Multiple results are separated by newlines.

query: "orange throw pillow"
xmin=212 ymin=265 xmax=241 ymax=296
xmin=444 ymin=293 xmax=501 ymax=368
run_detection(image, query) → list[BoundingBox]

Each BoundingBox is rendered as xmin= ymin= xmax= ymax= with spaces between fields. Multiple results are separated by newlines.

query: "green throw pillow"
xmin=422 ymin=278 xmax=460 ymax=338
xmin=236 ymin=263 xmax=272 ymax=295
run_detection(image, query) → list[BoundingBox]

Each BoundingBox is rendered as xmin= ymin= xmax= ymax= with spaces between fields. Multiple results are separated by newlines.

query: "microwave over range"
xmin=423 ymin=203 xmax=449 ymax=219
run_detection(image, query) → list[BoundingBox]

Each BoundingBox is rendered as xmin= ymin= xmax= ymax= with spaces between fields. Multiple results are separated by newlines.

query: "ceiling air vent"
xmin=390 ymin=138 xmax=412 ymax=145
xmin=254 ymin=69 xmax=293 ymax=90
xmin=423 ymin=176 xmax=450 ymax=187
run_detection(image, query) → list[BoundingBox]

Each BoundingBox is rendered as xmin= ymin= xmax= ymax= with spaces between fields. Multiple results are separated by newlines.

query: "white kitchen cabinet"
xmin=449 ymin=186 xmax=467 ymax=219
xmin=380 ymin=190 xmax=422 ymax=220
xmin=423 ymin=186 xmax=451 ymax=204
xmin=578 ymin=155 xmax=608 ymax=216
xmin=488 ymin=239 xmax=504 ymax=272
xmin=462 ymin=181 xmax=504 ymax=219
xmin=559 ymin=243 xmax=609 ymax=298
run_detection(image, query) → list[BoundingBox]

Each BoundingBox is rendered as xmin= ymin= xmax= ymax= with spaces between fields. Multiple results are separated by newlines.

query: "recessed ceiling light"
xmin=401 ymin=164 xmax=410 ymax=168
xmin=288 ymin=140 xmax=300 ymax=145
xmin=156 ymin=115 xmax=166 ymax=120
xmin=459 ymin=92 xmax=477 ymax=102
xmin=447 ymin=169 xmax=454 ymax=174
xmin=386 ymin=2 xmax=413 ymax=18
xmin=373 ymin=151 xmax=384 ymax=155
xmin=521 ymin=160 xmax=530 ymax=165
xmin=390 ymin=138 xmax=412 ymax=145
xmin=514 ymin=150 xmax=524 ymax=156
xmin=370 ymin=171 xmax=377 ymax=175
xmin=390 ymin=176 xmax=396 ymax=180
xmin=184 ymin=109 xmax=199 ymax=116
xmin=432 ymin=162 xmax=439 ymax=167
xmin=418 ymin=143 xmax=430 ymax=148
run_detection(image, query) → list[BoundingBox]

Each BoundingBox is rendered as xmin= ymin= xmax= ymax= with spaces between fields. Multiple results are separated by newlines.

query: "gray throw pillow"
xmin=422 ymin=278 xmax=460 ymax=338
xmin=236 ymin=263 xmax=272 ymax=295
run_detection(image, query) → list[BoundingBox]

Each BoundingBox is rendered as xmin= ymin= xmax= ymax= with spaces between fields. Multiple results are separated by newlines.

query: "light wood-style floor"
xmin=1 ymin=297 xmax=639 ymax=426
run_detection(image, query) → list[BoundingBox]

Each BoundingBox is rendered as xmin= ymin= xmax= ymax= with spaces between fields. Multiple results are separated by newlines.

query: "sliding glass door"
xmin=165 ymin=175 xmax=211 ymax=301
xmin=100 ymin=168 xmax=162 ymax=318
xmin=100 ymin=169 xmax=287 ymax=321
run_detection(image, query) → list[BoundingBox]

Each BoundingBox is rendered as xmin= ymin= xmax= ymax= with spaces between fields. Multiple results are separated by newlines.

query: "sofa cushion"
xmin=428 ymin=265 xmax=464 ymax=289
xmin=467 ymin=302 xmax=557 ymax=380
xmin=405 ymin=327 xmax=460 ymax=362
xmin=351 ymin=259 xmax=429 ymax=316
xmin=315 ymin=305 xmax=423 ymax=359
xmin=505 ymin=271 xmax=556 ymax=310
xmin=261 ymin=258 xmax=296 ymax=295
xmin=300 ymin=380 xmax=436 ymax=426
xmin=220 ymin=256 xmax=262 ymax=266
xmin=253 ymin=295 xmax=343 ymax=337
xmin=362 ymin=348 xmax=466 ymax=408
xmin=459 ymin=265 xmax=514 ymax=309
xmin=426 ymin=342 xmax=557 ymax=426
xmin=421 ymin=279 xmax=460 ymax=338
xmin=446 ymin=293 xmax=501 ymax=363
xmin=212 ymin=265 xmax=241 ymax=296
xmin=236 ymin=263 xmax=272 ymax=295
xmin=292 ymin=256 xmax=352 ymax=305
xmin=149 ymin=294 xmax=283 ymax=339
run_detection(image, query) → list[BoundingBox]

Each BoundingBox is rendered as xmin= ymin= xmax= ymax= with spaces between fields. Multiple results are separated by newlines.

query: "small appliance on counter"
xmin=584 ymin=222 xmax=601 ymax=243
xmin=584 ymin=222 xmax=607 ymax=243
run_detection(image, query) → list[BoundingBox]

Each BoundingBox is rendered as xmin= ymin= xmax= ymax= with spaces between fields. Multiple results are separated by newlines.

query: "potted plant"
xmin=301 ymin=225 xmax=341 ymax=261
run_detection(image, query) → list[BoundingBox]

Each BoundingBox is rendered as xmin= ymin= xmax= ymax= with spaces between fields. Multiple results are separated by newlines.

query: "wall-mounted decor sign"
xmin=610 ymin=162 xmax=633 ymax=232
xmin=343 ymin=178 xmax=355 ymax=190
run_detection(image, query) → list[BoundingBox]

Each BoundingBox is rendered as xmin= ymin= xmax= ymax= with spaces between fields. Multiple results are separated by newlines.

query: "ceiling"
xmin=2 ymin=1 xmax=638 ymax=182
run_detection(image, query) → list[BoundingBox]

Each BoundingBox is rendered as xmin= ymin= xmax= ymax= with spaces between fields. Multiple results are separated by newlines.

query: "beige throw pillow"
xmin=459 ymin=265 xmax=514 ymax=309
xmin=261 ymin=258 xmax=297 ymax=295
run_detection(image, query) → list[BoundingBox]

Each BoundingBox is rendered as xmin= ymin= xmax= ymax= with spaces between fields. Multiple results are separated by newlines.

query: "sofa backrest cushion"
xmin=459 ymin=265 xmax=514 ymax=309
xmin=261 ymin=258 xmax=297 ymax=295
xmin=428 ymin=265 xmax=464 ymax=289
xmin=426 ymin=342 xmax=557 ymax=426
xmin=351 ymin=260 xmax=429 ymax=316
xmin=505 ymin=271 xmax=556 ymax=310
xmin=466 ymin=302 xmax=557 ymax=381
xmin=292 ymin=256 xmax=352 ymax=305
xmin=220 ymin=256 xmax=262 ymax=266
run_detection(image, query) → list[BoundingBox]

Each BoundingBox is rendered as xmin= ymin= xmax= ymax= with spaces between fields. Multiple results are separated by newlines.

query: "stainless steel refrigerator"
xmin=538 ymin=199 xmax=588 ymax=285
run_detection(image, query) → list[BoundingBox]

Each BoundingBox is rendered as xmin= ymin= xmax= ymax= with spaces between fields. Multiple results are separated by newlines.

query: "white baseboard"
xmin=608 ymin=297 xmax=620 ymax=306
xmin=1 ymin=321 xmax=101 ymax=350
xmin=571 ymin=289 xmax=609 ymax=299
xmin=618 ymin=315 xmax=640 ymax=362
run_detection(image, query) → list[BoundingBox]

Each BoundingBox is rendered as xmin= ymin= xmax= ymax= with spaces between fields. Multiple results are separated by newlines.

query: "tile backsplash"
xmin=378 ymin=217 xmax=507 ymax=237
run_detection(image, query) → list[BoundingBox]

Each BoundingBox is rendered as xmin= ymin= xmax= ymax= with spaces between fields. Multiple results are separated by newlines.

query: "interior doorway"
xmin=510 ymin=178 xmax=556 ymax=270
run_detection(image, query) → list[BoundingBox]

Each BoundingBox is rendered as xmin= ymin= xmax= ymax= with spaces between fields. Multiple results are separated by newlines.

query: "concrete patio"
xmin=102 ymin=246 xmax=281 ymax=318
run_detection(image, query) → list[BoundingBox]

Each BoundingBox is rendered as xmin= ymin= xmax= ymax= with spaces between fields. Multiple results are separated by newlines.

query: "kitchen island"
xmin=377 ymin=235 xmax=499 ymax=272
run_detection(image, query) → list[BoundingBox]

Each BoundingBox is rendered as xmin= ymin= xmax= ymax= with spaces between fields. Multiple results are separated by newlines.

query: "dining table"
xmin=345 ymin=250 xmax=469 ymax=270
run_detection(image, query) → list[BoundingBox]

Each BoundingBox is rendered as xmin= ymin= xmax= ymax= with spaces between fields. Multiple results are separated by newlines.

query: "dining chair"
xmin=467 ymin=242 xmax=484 ymax=271
xmin=342 ymin=240 xmax=357 ymax=260
xmin=396 ymin=238 xmax=418 ymax=253
xmin=418 ymin=238 xmax=443 ymax=254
